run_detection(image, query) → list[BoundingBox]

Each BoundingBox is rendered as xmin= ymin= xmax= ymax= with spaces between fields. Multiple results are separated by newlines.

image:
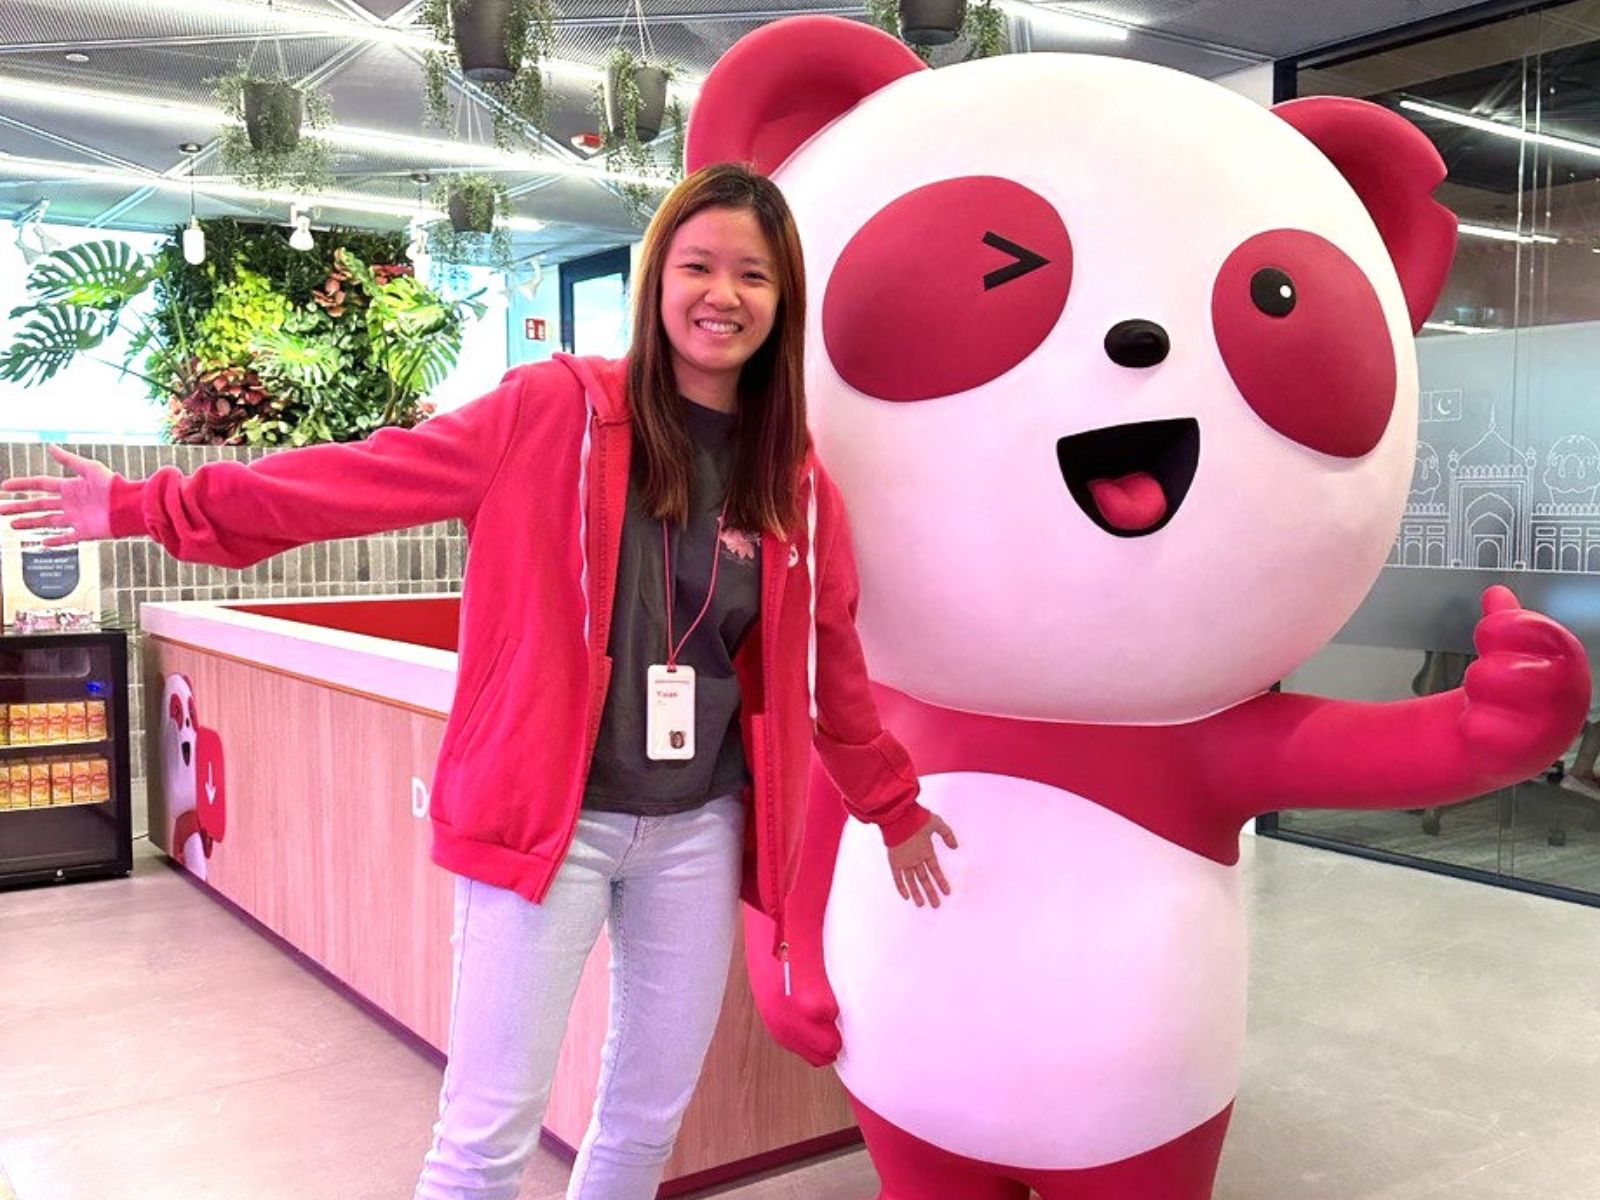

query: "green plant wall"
xmin=2 ymin=219 xmax=483 ymax=447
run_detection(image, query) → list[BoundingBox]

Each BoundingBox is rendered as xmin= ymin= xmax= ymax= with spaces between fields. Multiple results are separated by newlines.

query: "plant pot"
xmin=452 ymin=0 xmax=517 ymax=84
xmin=899 ymin=0 xmax=966 ymax=45
xmin=243 ymin=80 xmax=305 ymax=153
xmin=604 ymin=64 xmax=669 ymax=143
xmin=447 ymin=187 xmax=496 ymax=234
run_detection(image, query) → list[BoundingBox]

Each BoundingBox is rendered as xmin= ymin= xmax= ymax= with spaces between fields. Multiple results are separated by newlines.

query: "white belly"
xmin=824 ymin=772 xmax=1245 ymax=1170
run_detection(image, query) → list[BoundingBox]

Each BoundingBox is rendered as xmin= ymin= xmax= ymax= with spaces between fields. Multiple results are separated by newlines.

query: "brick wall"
xmin=0 ymin=442 xmax=465 ymax=838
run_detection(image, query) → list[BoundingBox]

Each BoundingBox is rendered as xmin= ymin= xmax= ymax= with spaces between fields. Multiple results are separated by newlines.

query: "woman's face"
xmin=659 ymin=205 xmax=781 ymax=398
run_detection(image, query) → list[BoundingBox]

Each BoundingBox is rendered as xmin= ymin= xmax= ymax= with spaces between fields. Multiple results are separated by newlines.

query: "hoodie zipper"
xmin=760 ymin=523 xmax=789 ymax=977
xmin=540 ymin=403 xmax=614 ymax=904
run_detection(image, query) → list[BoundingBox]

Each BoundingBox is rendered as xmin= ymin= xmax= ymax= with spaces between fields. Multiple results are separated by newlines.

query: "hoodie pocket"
xmin=453 ymin=637 xmax=518 ymax=759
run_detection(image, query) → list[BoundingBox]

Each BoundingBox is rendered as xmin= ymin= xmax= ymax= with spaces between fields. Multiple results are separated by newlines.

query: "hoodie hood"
xmin=555 ymin=353 xmax=631 ymax=425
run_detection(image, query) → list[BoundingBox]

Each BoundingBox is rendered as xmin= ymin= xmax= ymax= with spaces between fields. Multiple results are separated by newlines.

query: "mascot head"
xmin=689 ymin=17 xmax=1456 ymax=724
xmin=160 ymin=673 xmax=198 ymax=817
xmin=160 ymin=672 xmax=226 ymax=855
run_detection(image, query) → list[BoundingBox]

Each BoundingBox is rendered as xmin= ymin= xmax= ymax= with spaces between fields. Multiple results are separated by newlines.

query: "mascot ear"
xmin=686 ymin=15 xmax=926 ymax=176
xmin=1273 ymin=97 xmax=1457 ymax=333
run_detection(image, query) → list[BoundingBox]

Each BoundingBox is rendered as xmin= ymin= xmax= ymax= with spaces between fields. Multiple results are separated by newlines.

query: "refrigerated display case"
xmin=0 ymin=629 xmax=131 ymax=888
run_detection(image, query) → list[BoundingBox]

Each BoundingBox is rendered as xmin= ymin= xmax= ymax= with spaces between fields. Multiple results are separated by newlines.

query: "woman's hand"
xmin=888 ymin=813 xmax=958 ymax=909
xmin=0 ymin=446 xmax=115 ymax=545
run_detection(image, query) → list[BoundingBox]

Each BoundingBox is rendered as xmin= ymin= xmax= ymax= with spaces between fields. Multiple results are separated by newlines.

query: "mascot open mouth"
xmin=181 ymin=741 xmax=192 ymax=768
xmin=1056 ymin=418 xmax=1200 ymax=537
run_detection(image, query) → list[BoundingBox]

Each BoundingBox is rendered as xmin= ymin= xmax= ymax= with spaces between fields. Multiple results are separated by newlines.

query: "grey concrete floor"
xmin=2 ymin=835 xmax=1597 ymax=1200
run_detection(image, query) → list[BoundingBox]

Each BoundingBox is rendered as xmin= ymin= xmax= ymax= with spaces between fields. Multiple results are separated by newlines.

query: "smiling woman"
xmin=0 ymin=159 xmax=952 ymax=1200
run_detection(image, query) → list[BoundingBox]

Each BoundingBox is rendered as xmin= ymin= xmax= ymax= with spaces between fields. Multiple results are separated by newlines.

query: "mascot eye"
xmin=1250 ymin=267 xmax=1296 ymax=317
xmin=981 ymin=232 xmax=1050 ymax=290
xmin=823 ymin=176 xmax=1072 ymax=402
xmin=187 ymin=700 xmax=197 ymax=728
xmin=1213 ymin=229 xmax=1396 ymax=458
xmin=169 ymin=695 xmax=183 ymax=725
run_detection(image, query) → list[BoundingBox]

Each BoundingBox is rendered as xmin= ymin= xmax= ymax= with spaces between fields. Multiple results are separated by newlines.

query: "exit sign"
xmin=524 ymin=318 xmax=548 ymax=341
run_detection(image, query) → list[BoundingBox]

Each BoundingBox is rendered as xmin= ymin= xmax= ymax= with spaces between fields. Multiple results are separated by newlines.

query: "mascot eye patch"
xmin=1213 ymin=229 xmax=1395 ymax=458
xmin=823 ymin=176 xmax=1071 ymax=402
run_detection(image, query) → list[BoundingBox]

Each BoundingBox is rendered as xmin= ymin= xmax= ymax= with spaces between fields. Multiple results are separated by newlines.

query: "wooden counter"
xmin=140 ymin=595 xmax=855 ymax=1193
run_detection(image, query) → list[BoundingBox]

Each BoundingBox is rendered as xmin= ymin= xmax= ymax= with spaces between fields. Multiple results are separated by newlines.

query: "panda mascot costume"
xmin=686 ymin=17 xmax=1591 ymax=1200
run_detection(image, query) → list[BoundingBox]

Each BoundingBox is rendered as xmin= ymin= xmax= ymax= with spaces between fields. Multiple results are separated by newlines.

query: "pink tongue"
xmin=1087 ymin=472 xmax=1168 ymax=532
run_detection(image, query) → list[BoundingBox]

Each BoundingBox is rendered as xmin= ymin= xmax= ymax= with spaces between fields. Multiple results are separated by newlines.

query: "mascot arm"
xmin=1208 ymin=587 xmax=1589 ymax=819
xmin=744 ymin=762 xmax=850 ymax=1067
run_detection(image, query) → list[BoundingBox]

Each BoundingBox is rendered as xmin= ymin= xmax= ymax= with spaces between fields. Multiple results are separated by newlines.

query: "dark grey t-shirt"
xmin=583 ymin=399 xmax=763 ymax=815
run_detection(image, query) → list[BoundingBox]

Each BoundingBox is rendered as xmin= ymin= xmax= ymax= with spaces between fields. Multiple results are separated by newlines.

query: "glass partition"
xmin=1264 ymin=1 xmax=1600 ymax=905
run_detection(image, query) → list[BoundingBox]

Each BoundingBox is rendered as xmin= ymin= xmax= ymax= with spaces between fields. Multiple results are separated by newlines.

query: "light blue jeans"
xmin=414 ymin=795 xmax=746 ymax=1200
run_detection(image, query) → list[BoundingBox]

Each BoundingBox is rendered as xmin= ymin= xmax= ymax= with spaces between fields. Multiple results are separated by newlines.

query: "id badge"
xmin=646 ymin=663 xmax=696 ymax=761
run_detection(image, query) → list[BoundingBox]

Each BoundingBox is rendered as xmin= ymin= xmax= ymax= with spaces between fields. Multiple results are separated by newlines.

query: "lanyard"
xmin=661 ymin=497 xmax=731 ymax=670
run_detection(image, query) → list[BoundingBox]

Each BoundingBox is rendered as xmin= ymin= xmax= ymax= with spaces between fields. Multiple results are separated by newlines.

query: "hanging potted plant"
xmin=963 ymin=0 xmax=1007 ymax=58
xmin=604 ymin=46 xmax=670 ymax=143
xmin=421 ymin=0 xmax=558 ymax=147
xmin=214 ymin=66 xmax=334 ymax=190
xmin=864 ymin=0 xmax=1007 ymax=61
xmin=450 ymin=0 xmax=517 ymax=82
xmin=898 ymin=0 xmax=966 ymax=45
xmin=593 ymin=46 xmax=683 ymax=227
xmin=429 ymin=175 xmax=514 ymax=274
xmin=446 ymin=174 xmax=500 ymax=234
xmin=242 ymin=77 xmax=303 ymax=152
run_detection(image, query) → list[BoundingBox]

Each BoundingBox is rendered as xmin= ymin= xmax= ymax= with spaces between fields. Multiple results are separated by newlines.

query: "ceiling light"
xmin=1458 ymin=222 xmax=1559 ymax=245
xmin=14 ymin=202 xmax=61 ymax=267
xmin=18 ymin=224 xmax=62 ymax=267
xmin=63 ymin=51 xmax=91 ymax=65
xmin=0 ymin=150 xmax=551 ymax=231
xmin=123 ymin=2 xmax=701 ymax=93
xmin=1423 ymin=321 xmax=1495 ymax=335
xmin=992 ymin=1 xmax=1132 ymax=41
xmin=183 ymin=216 xmax=207 ymax=265
xmin=182 ymin=142 xmax=204 ymax=263
xmin=185 ymin=0 xmax=443 ymax=52
xmin=288 ymin=205 xmax=315 ymax=251
xmin=482 ymin=275 xmax=510 ymax=311
xmin=1400 ymin=98 xmax=1600 ymax=163
xmin=517 ymin=259 xmax=544 ymax=300
xmin=0 ymin=75 xmax=673 ymax=190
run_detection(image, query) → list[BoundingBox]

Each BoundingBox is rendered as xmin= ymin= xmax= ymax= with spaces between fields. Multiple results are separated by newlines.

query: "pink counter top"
xmin=139 ymin=594 xmax=461 ymax=716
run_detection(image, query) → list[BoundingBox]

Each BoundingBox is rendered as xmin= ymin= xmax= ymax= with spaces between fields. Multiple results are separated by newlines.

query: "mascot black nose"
xmin=1105 ymin=319 xmax=1170 ymax=369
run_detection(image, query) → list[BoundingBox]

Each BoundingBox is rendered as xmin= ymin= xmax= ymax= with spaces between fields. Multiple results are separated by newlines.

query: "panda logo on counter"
xmin=689 ymin=18 xmax=1591 ymax=1200
xmin=160 ymin=673 xmax=227 ymax=882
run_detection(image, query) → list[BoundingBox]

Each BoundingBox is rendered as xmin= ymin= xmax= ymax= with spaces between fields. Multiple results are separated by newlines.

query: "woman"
xmin=0 ymin=163 xmax=955 ymax=1200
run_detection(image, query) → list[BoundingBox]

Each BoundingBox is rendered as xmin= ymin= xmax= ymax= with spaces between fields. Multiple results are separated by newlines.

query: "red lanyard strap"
xmin=662 ymin=498 xmax=730 ymax=670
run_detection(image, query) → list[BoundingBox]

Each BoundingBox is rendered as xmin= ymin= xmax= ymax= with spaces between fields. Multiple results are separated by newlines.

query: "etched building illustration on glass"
xmin=1391 ymin=388 xmax=1600 ymax=572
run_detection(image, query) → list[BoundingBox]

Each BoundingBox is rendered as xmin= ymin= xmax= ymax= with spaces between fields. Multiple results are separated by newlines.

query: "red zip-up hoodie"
xmin=109 ymin=354 xmax=927 ymax=953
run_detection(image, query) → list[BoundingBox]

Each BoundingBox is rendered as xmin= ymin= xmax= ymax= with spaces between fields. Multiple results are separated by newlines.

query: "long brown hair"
xmin=627 ymin=162 xmax=809 ymax=535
